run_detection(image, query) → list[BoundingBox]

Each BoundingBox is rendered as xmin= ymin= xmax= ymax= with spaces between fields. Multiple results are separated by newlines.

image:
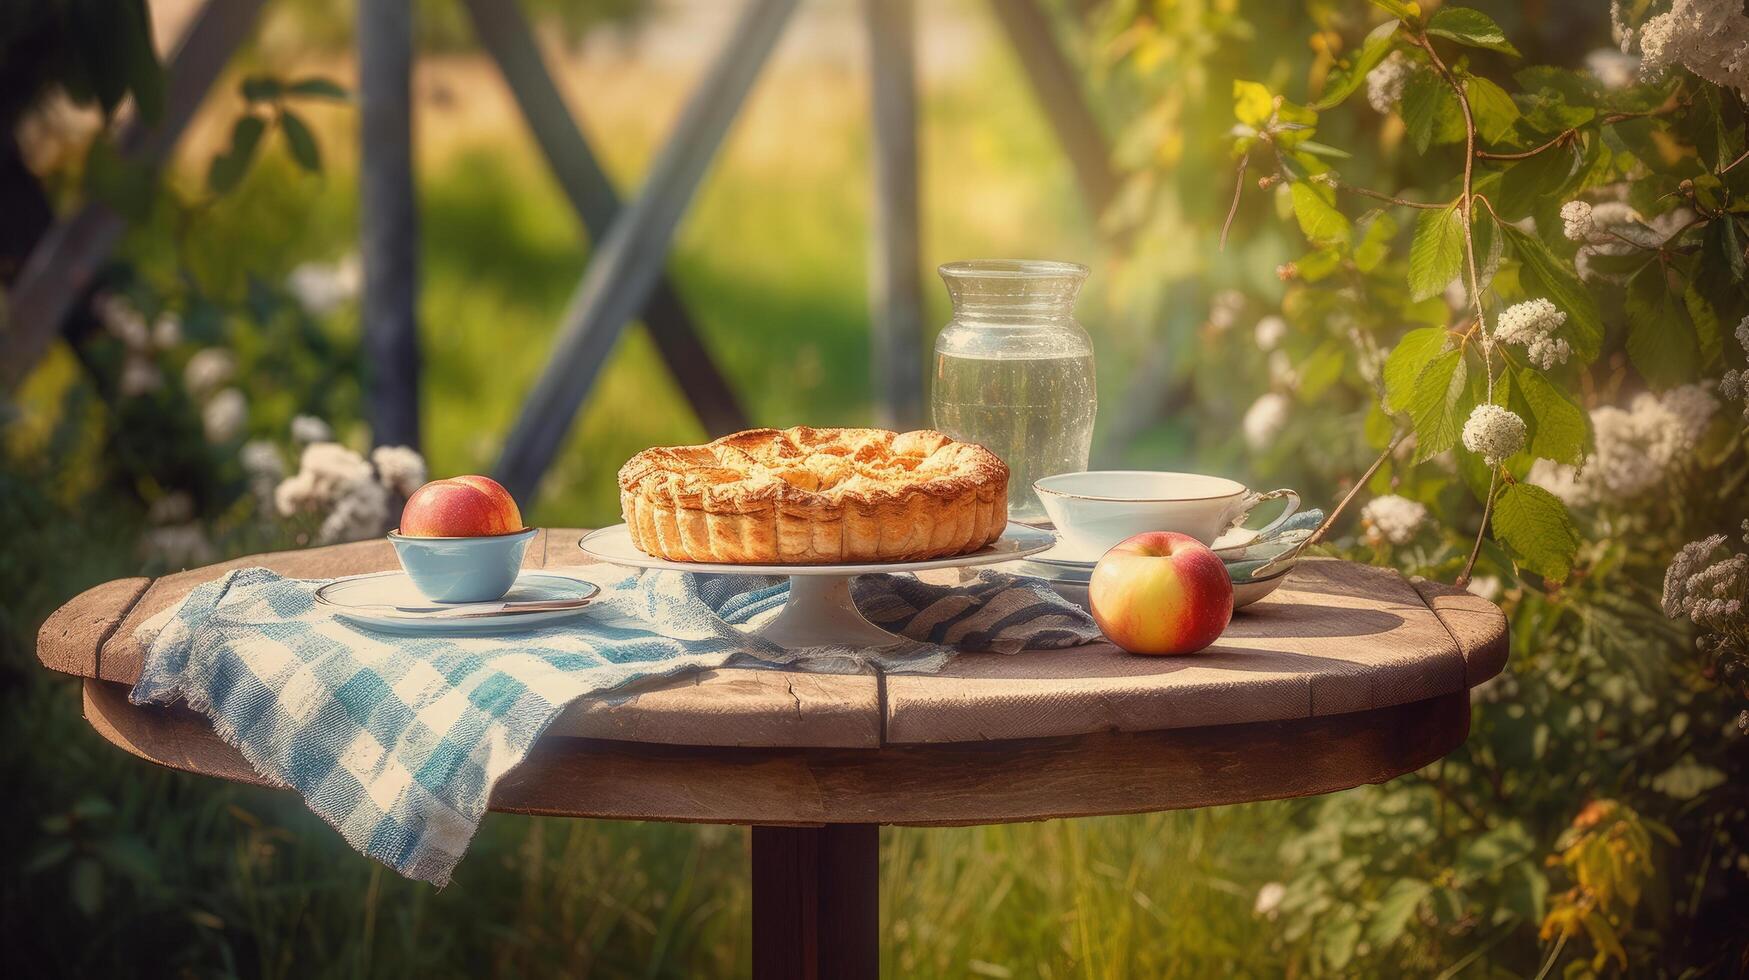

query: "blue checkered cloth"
xmin=129 ymin=565 xmax=1098 ymax=885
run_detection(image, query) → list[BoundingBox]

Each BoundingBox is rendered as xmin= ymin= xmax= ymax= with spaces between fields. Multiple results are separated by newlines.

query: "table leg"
xmin=750 ymin=824 xmax=879 ymax=979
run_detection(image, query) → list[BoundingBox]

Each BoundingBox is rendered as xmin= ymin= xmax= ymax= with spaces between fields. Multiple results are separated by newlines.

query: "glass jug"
xmin=931 ymin=260 xmax=1096 ymax=524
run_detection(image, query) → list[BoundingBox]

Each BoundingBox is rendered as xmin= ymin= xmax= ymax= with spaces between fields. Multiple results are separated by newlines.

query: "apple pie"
xmin=617 ymin=426 xmax=1009 ymax=564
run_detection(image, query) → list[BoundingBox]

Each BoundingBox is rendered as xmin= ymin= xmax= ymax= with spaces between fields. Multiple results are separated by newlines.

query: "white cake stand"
xmin=579 ymin=523 xmax=1055 ymax=649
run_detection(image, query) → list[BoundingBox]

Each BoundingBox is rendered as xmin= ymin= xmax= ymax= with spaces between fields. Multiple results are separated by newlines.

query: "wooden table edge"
xmin=83 ymin=677 xmax=1471 ymax=827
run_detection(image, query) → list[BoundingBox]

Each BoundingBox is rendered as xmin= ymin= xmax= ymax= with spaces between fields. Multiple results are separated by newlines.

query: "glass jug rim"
xmin=938 ymin=259 xmax=1089 ymax=281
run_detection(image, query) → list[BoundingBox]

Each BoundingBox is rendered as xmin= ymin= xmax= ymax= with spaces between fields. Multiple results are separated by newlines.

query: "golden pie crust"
xmin=618 ymin=426 xmax=1009 ymax=564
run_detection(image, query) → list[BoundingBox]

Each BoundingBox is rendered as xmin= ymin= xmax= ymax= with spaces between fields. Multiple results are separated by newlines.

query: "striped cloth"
xmin=130 ymin=564 xmax=1097 ymax=885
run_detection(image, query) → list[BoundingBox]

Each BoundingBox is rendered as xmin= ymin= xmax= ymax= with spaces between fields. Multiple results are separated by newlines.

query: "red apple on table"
xmin=1088 ymin=531 xmax=1234 ymax=655
xmin=399 ymin=475 xmax=524 ymax=537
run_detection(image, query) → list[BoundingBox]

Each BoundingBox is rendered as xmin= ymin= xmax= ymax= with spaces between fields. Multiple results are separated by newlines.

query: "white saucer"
xmin=315 ymin=571 xmax=600 ymax=635
xmin=1032 ymin=526 xmax=1267 ymax=569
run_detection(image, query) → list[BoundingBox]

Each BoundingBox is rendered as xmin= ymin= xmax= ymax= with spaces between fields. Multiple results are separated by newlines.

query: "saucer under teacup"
xmin=1033 ymin=471 xmax=1300 ymax=557
xmin=316 ymin=570 xmax=599 ymax=634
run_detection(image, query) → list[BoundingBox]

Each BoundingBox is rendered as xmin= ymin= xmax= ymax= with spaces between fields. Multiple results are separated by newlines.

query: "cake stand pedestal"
xmin=577 ymin=523 xmax=1055 ymax=649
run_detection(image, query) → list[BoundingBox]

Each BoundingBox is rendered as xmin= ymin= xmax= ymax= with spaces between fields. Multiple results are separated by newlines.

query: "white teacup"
xmin=1032 ymin=471 xmax=1300 ymax=557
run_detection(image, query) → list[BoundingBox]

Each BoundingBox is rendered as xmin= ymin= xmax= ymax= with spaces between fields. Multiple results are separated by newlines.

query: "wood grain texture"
xmin=83 ymin=678 xmax=1468 ymax=825
xmin=36 ymin=577 xmax=150 ymax=678
xmin=45 ymin=542 xmax=1503 ymax=751
xmin=1410 ymin=577 xmax=1511 ymax=688
xmin=883 ymin=560 xmax=1466 ymax=743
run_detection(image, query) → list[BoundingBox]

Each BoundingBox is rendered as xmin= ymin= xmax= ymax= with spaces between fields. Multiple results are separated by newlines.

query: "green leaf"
xmin=121 ymin=0 xmax=164 ymax=124
xmin=208 ymin=115 xmax=266 ymax=193
xmin=1234 ymin=80 xmax=1273 ymax=128
xmin=1312 ymin=20 xmax=1400 ymax=110
xmin=1493 ymin=483 xmax=1579 ymax=581
xmin=1625 ymin=262 xmax=1699 ymax=387
xmin=280 ymin=110 xmax=321 ymax=172
xmin=1408 ymin=349 xmax=1468 ymax=461
xmin=1426 ymin=7 xmax=1521 ymax=56
xmin=1291 ymin=182 xmax=1350 ymax=246
xmin=1401 ymin=70 xmax=1464 ymax=152
xmin=70 ymin=857 xmax=103 ymax=917
xmin=1684 ymin=279 xmax=1723 ymax=366
xmin=1322 ymin=917 xmax=1362 ymax=971
xmin=1465 ymin=75 xmax=1520 ymax=144
xmin=241 ymin=75 xmax=283 ymax=102
xmin=1408 ymin=204 xmax=1464 ymax=301
xmin=1493 ymin=138 xmax=1583 ymax=219
xmin=1384 ymin=326 xmax=1451 ymax=412
xmin=1353 ymin=209 xmax=1398 ymax=272
xmin=1369 ymin=879 xmax=1432 ymax=946
xmin=1704 ymin=215 xmax=1746 ymax=283
xmin=1371 ymin=0 xmax=1421 ymax=20
xmin=1500 ymin=223 xmax=1602 ymax=360
xmin=1650 ymin=756 xmax=1728 ymax=799
xmin=1513 ymin=367 xmax=1588 ymax=465
xmin=1458 ymin=823 xmax=1535 ymax=879
xmin=287 ymin=77 xmax=349 ymax=101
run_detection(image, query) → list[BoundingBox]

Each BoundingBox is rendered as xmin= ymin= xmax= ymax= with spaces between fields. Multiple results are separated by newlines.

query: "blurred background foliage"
xmin=2 ymin=0 xmax=1746 ymax=976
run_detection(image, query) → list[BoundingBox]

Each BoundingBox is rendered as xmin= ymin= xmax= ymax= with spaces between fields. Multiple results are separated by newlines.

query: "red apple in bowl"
xmin=1088 ymin=531 xmax=1234 ymax=655
xmin=399 ymin=475 xmax=524 ymax=537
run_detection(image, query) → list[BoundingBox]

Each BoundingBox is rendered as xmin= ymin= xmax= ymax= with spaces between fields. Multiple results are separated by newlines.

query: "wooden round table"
xmin=37 ymin=529 xmax=1508 ymax=979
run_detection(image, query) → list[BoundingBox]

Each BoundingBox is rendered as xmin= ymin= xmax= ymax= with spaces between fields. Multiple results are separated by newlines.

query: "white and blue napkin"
xmin=130 ymin=565 xmax=1097 ymax=885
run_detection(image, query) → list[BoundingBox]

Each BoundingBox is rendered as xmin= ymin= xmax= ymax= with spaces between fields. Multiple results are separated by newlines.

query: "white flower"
xmin=1268 ymin=350 xmax=1298 ymax=389
xmin=183 ymin=348 xmax=235 ymax=398
xmin=1528 ymin=459 xmax=1586 ymax=506
xmin=1585 ymin=48 xmax=1639 ymax=90
xmin=96 ymin=293 xmax=149 ymax=349
xmin=274 ymin=442 xmax=375 ymax=517
xmin=371 ymin=445 xmax=428 ymax=498
xmin=151 ymin=313 xmax=182 ymax=349
xmin=1362 ymin=494 xmax=1427 ymax=546
xmin=1242 ymin=392 xmax=1290 ymax=449
xmin=1495 ymin=299 xmax=1566 ymax=345
xmin=1207 ymin=289 xmax=1245 ymax=331
xmin=1253 ymin=315 xmax=1287 ymax=351
xmin=319 ymin=476 xmax=390 ymax=544
xmin=1366 ymin=51 xmax=1411 ymax=114
xmin=1462 ymin=404 xmax=1528 ymax=465
xmin=1525 ymin=335 xmax=1572 ymax=370
xmin=1737 ymin=314 xmax=1749 ymax=354
xmin=1559 ymin=201 xmax=1594 ymax=242
xmin=286 ymin=255 xmax=361 ymax=317
xmin=241 ymin=440 xmax=285 ymax=481
xmin=291 ymin=414 xmax=334 ymax=445
xmin=1634 ymin=0 xmax=1749 ymax=98
xmin=118 ymin=353 xmax=163 ymax=398
xmin=1254 ymin=882 xmax=1286 ymax=918
xmin=1466 ymin=575 xmax=1503 ymax=602
xmin=202 ymin=387 xmax=247 ymax=444
xmin=1661 ymin=383 xmax=1719 ymax=446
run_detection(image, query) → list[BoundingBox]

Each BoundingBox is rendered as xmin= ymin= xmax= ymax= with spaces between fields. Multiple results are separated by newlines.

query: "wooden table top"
xmin=40 ymin=528 xmax=1507 ymax=825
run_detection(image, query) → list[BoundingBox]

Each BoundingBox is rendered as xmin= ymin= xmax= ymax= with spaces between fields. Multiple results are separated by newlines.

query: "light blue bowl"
xmin=388 ymin=527 xmax=537 ymax=602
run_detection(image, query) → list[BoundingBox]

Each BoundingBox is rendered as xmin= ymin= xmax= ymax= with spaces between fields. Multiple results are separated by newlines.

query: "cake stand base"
xmin=753 ymin=575 xmax=903 ymax=649
xmin=576 ymin=522 xmax=1055 ymax=652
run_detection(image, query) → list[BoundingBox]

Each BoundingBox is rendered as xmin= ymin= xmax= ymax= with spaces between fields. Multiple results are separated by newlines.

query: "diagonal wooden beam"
xmin=1 ymin=0 xmax=266 ymax=391
xmin=458 ymin=0 xmax=748 ymax=438
xmin=493 ymin=0 xmax=797 ymax=501
xmin=864 ymin=0 xmax=925 ymax=431
xmin=987 ymin=0 xmax=1117 ymax=218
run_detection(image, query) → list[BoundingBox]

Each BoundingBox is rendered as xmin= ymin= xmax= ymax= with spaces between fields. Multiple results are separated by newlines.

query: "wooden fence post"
xmin=358 ymin=0 xmax=422 ymax=450
xmin=864 ymin=0 xmax=925 ymax=431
